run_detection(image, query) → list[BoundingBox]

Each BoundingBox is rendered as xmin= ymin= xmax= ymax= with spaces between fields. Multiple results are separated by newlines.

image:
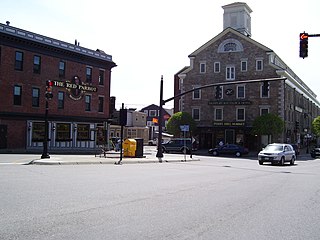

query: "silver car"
xmin=258 ymin=143 xmax=296 ymax=165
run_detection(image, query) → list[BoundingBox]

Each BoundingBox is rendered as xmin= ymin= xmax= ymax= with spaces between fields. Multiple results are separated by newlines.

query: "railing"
xmin=0 ymin=23 xmax=113 ymax=62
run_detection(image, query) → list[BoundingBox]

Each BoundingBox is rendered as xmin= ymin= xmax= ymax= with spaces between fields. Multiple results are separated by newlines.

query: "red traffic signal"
xmin=299 ymin=32 xmax=308 ymax=58
xmin=45 ymin=80 xmax=53 ymax=99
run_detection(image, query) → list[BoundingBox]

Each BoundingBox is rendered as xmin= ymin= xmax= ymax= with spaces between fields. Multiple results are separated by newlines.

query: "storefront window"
xmin=56 ymin=123 xmax=71 ymax=141
xmin=32 ymin=122 xmax=45 ymax=142
xmin=77 ymin=124 xmax=90 ymax=140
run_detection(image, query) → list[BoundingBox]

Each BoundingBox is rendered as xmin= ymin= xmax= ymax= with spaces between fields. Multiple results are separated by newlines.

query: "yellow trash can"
xmin=123 ymin=139 xmax=137 ymax=157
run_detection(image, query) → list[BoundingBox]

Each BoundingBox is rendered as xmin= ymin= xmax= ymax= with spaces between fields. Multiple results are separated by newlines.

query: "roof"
xmin=0 ymin=22 xmax=114 ymax=64
xmin=222 ymin=2 xmax=253 ymax=13
xmin=189 ymin=27 xmax=271 ymax=57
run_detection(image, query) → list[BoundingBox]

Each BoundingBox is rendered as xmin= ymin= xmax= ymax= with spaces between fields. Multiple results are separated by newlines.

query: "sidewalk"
xmin=29 ymin=150 xmax=200 ymax=165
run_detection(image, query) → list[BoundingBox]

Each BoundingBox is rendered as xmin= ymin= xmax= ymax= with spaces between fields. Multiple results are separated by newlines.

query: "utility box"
xmin=123 ymin=139 xmax=136 ymax=157
xmin=135 ymin=138 xmax=144 ymax=158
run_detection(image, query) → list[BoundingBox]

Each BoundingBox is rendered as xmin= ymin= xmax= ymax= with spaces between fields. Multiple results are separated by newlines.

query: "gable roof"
xmin=188 ymin=27 xmax=272 ymax=57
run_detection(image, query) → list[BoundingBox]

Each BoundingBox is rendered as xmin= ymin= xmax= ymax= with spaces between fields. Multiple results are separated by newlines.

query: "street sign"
xmin=180 ymin=125 xmax=190 ymax=132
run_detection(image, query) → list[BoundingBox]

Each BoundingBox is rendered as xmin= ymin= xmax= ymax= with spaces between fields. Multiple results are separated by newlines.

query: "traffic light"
xmin=45 ymin=80 xmax=53 ymax=100
xmin=262 ymin=81 xmax=269 ymax=96
xmin=299 ymin=32 xmax=308 ymax=58
xmin=215 ymin=86 xmax=222 ymax=99
xmin=119 ymin=108 xmax=127 ymax=126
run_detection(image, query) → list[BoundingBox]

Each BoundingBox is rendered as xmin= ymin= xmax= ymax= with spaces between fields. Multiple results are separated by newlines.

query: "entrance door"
xmin=0 ymin=125 xmax=7 ymax=149
xmin=225 ymin=129 xmax=235 ymax=144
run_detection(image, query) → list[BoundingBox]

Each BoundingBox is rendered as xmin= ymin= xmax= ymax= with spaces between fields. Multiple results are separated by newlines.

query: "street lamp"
xmin=156 ymin=76 xmax=164 ymax=161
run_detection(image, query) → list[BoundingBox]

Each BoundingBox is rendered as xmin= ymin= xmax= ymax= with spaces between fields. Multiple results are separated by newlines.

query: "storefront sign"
xmin=213 ymin=122 xmax=245 ymax=127
xmin=52 ymin=76 xmax=97 ymax=100
xmin=208 ymin=100 xmax=252 ymax=105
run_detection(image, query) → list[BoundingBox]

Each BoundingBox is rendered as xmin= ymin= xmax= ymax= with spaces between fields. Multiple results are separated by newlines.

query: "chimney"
xmin=222 ymin=2 xmax=252 ymax=37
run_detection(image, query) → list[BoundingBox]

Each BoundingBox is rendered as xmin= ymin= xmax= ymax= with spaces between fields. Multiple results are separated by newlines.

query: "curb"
xmin=29 ymin=157 xmax=201 ymax=165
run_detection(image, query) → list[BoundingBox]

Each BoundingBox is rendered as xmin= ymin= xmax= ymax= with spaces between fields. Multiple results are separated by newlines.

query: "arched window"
xmin=218 ymin=39 xmax=244 ymax=53
xmin=224 ymin=43 xmax=237 ymax=52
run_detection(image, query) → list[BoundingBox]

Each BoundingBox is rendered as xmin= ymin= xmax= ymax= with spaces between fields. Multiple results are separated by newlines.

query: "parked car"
xmin=310 ymin=147 xmax=320 ymax=158
xmin=258 ymin=143 xmax=296 ymax=165
xmin=161 ymin=138 xmax=194 ymax=153
xmin=290 ymin=144 xmax=300 ymax=156
xmin=208 ymin=144 xmax=248 ymax=157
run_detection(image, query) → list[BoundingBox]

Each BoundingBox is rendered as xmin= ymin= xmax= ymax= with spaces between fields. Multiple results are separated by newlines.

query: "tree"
xmin=252 ymin=113 xmax=284 ymax=143
xmin=166 ymin=112 xmax=197 ymax=137
xmin=312 ymin=116 xmax=320 ymax=136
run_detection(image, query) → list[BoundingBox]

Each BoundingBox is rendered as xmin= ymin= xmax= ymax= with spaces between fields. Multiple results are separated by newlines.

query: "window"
xmin=77 ymin=124 xmax=90 ymax=140
xmin=99 ymin=70 xmax=104 ymax=85
xmin=149 ymin=110 xmax=157 ymax=117
xmin=85 ymin=95 xmax=91 ymax=111
xmin=261 ymin=84 xmax=269 ymax=98
xmin=59 ymin=61 xmax=66 ymax=77
xmin=260 ymin=108 xmax=269 ymax=115
xmin=200 ymin=62 xmax=206 ymax=73
xmin=237 ymin=85 xmax=245 ymax=99
xmin=86 ymin=67 xmax=92 ymax=82
xmin=32 ymin=122 xmax=45 ymax=142
xmin=214 ymin=62 xmax=220 ymax=73
xmin=15 ymin=51 xmax=23 ymax=70
xmin=226 ymin=66 xmax=235 ymax=80
xmin=237 ymin=108 xmax=245 ymax=121
xmin=241 ymin=61 xmax=247 ymax=72
xmin=192 ymin=108 xmax=200 ymax=121
xmin=32 ymin=88 xmax=40 ymax=107
xmin=13 ymin=85 xmax=22 ymax=105
xmin=215 ymin=108 xmax=223 ymax=121
xmin=98 ymin=96 xmax=104 ymax=112
xmin=56 ymin=123 xmax=71 ymax=141
xmin=193 ymin=87 xmax=201 ymax=99
xmin=58 ymin=91 xmax=64 ymax=109
xmin=256 ymin=59 xmax=263 ymax=71
xmin=224 ymin=42 xmax=237 ymax=52
xmin=33 ymin=55 xmax=41 ymax=74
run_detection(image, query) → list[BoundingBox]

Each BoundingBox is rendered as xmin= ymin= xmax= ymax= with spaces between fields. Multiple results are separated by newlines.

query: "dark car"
xmin=208 ymin=144 xmax=249 ymax=157
xmin=310 ymin=147 xmax=320 ymax=158
xmin=161 ymin=138 xmax=194 ymax=153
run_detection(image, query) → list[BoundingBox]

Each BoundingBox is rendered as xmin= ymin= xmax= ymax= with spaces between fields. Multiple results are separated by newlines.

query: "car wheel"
xmin=212 ymin=151 xmax=218 ymax=156
xmin=290 ymin=156 xmax=295 ymax=165
xmin=280 ymin=156 xmax=285 ymax=166
xmin=235 ymin=151 xmax=241 ymax=157
xmin=259 ymin=160 xmax=263 ymax=165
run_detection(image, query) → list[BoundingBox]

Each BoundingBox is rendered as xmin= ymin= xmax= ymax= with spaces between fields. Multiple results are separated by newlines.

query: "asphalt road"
xmin=1 ymin=155 xmax=320 ymax=240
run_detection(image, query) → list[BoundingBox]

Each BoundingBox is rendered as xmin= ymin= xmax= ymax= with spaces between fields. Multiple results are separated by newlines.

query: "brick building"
xmin=0 ymin=22 xmax=116 ymax=152
xmin=174 ymin=3 xmax=320 ymax=150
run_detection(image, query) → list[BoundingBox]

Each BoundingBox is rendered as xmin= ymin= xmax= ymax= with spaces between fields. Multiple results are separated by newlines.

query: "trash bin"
xmin=123 ymin=139 xmax=136 ymax=157
xmin=135 ymin=138 xmax=144 ymax=158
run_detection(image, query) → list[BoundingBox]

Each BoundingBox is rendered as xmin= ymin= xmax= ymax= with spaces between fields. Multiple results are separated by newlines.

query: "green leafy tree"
xmin=312 ymin=116 xmax=320 ymax=136
xmin=252 ymin=113 xmax=284 ymax=143
xmin=166 ymin=112 xmax=197 ymax=137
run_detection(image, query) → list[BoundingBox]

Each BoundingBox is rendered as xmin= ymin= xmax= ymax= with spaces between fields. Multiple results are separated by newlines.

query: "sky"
xmin=2 ymin=0 xmax=320 ymax=110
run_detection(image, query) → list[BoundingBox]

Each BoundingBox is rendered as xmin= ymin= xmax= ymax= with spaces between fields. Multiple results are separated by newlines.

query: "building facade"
xmin=0 ymin=22 xmax=116 ymax=152
xmin=174 ymin=3 xmax=320 ymax=150
xmin=140 ymin=104 xmax=172 ymax=141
